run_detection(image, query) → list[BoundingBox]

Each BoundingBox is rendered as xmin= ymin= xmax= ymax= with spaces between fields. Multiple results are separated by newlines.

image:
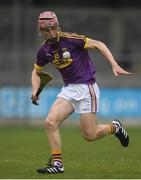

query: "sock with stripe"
xmin=109 ymin=124 xmax=116 ymax=134
xmin=52 ymin=150 xmax=63 ymax=167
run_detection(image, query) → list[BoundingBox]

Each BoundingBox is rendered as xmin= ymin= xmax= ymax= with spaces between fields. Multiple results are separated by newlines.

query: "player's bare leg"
xmin=45 ymin=98 xmax=74 ymax=150
xmin=37 ymin=98 xmax=74 ymax=174
xmin=80 ymin=113 xmax=129 ymax=146
xmin=80 ymin=113 xmax=112 ymax=141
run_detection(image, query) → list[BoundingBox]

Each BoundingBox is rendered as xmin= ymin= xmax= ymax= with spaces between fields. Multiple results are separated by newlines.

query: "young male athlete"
xmin=31 ymin=11 xmax=131 ymax=174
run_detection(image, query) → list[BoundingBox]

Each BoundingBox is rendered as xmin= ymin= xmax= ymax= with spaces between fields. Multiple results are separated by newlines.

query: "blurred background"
xmin=0 ymin=0 xmax=141 ymax=125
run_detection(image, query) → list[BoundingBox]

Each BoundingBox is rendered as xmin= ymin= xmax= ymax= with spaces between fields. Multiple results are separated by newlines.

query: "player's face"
xmin=40 ymin=26 xmax=59 ymax=44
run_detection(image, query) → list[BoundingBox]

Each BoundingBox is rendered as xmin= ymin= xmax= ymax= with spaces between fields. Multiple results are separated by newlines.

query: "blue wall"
xmin=99 ymin=88 xmax=141 ymax=118
xmin=0 ymin=87 xmax=141 ymax=119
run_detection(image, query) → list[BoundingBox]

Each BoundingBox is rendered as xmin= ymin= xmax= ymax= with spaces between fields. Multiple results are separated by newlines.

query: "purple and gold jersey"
xmin=34 ymin=32 xmax=96 ymax=86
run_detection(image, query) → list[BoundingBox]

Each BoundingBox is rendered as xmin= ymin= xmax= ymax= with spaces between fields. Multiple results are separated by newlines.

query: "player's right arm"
xmin=31 ymin=68 xmax=41 ymax=100
xmin=31 ymin=45 xmax=49 ymax=101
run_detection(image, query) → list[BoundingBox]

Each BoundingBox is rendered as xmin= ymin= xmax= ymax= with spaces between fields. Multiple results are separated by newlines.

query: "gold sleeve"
xmin=84 ymin=37 xmax=89 ymax=49
xmin=34 ymin=63 xmax=44 ymax=70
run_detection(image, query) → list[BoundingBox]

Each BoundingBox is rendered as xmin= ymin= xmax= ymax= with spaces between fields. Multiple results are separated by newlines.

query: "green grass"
xmin=0 ymin=125 xmax=141 ymax=179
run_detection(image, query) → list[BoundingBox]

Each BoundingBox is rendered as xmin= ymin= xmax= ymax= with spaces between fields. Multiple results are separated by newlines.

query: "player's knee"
xmin=45 ymin=117 xmax=57 ymax=131
xmin=82 ymin=130 xmax=97 ymax=142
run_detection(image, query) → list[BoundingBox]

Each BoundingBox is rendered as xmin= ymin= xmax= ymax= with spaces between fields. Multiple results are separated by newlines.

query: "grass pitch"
xmin=0 ymin=125 xmax=141 ymax=179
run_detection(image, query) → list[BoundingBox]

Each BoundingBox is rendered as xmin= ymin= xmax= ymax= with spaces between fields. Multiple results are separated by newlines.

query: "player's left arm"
xmin=85 ymin=38 xmax=132 ymax=76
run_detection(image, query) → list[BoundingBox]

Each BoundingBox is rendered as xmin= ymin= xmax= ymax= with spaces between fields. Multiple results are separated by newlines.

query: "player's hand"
xmin=112 ymin=64 xmax=132 ymax=76
xmin=31 ymin=94 xmax=39 ymax=105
